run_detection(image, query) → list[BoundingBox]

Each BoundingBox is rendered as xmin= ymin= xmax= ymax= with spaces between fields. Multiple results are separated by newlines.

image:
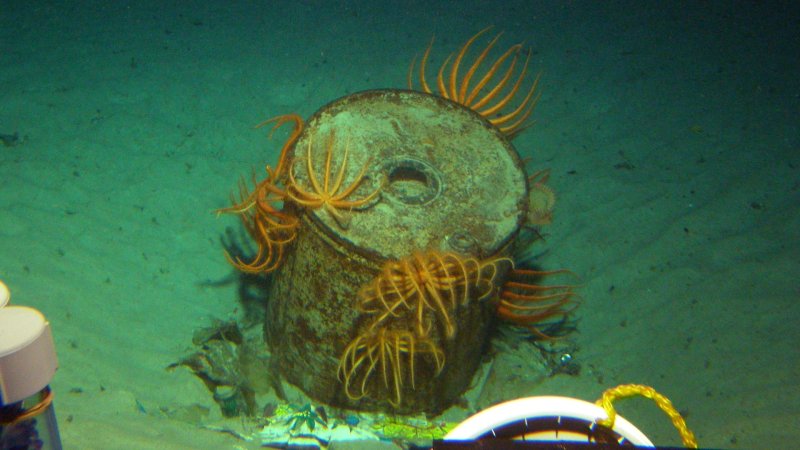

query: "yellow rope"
xmin=595 ymin=384 xmax=698 ymax=449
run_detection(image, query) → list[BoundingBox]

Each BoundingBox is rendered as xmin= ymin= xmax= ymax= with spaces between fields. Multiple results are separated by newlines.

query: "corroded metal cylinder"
xmin=264 ymin=89 xmax=527 ymax=414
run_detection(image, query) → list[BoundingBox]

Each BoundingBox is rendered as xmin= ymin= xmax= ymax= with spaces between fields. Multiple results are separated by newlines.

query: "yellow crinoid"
xmin=358 ymin=251 xmax=511 ymax=339
xmin=217 ymin=114 xmax=304 ymax=274
xmin=408 ymin=27 xmax=541 ymax=138
xmin=287 ymin=131 xmax=381 ymax=227
xmin=497 ymin=268 xmax=579 ymax=338
xmin=337 ymin=326 xmax=444 ymax=407
xmin=219 ymin=169 xmax=299 ymax=273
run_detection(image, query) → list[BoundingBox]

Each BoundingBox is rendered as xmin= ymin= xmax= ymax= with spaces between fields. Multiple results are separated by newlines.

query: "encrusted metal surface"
xmin=289 ymin=89 xmax=527 ymax=260
xmin=265 ymin=89 xmax=528 ymax=413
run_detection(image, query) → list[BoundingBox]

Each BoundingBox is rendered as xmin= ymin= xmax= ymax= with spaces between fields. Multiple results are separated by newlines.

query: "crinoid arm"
xmin=408 ymin=27 xmax=541 ymax=138
xmin=216 ymin=113 xmax=304 ymax=275
xmin=337 ymin=327 xmax=444 ymax=407
xmin=497 ymin=268 xmax=580 ymax=338
xmin=254 ymin=113 xmax=304 ymax=179
xmin=286 ymin=132 xmax=382 ymax=228
xmin=217 ymin=167 xmax=298 ymax=274
xmin=357 ymin=251 xmax=512 ymax=339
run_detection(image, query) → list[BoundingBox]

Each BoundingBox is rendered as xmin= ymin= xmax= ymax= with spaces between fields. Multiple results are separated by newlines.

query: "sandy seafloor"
xmin=1 ymin=1 xmax=798 ymax=449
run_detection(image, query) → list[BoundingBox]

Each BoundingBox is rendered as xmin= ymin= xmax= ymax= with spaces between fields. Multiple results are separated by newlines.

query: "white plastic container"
xmin=0 ymin=280 xmax=62 ymax=450
xmin=446 ymin=395 xmax=654 ymax=446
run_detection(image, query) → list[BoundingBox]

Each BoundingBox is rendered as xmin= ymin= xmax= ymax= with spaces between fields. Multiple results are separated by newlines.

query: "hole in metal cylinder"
xmin=383 ymin=157 xmax=441 ymax=205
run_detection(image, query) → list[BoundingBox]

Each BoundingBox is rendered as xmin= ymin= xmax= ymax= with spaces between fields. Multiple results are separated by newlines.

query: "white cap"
xmin=0 ymin=305 xmax=59 ymax=404
xmin=0 ymin=280 xmax=9 ymax=308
